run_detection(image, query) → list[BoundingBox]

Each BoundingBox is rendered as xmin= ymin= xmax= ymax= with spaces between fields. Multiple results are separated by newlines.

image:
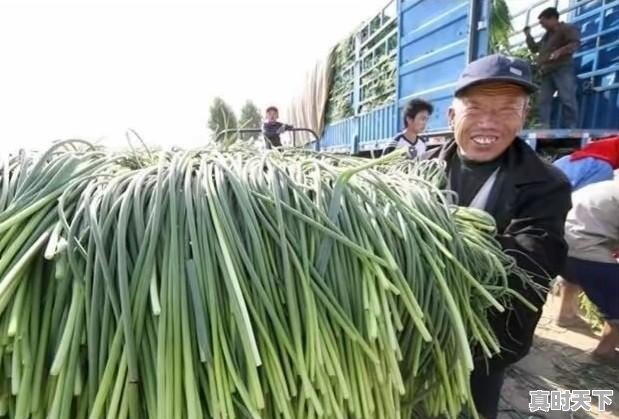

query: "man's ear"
xmin=522 ymin=98 xmax=531 ymax=126
xmin=447 ymin=107 xmax=455 ymax=129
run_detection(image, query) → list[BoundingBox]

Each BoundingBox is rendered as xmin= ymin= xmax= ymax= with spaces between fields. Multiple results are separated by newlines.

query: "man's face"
xmin=448 ymin=83 xmax=528 ymax=162
xmin=539 ymin=16 xmax=557 ymax=31
xmin=266 ymin=110 xmax=278 ymax=122
xmin=406 ymin=110 xmax=430 ymax=134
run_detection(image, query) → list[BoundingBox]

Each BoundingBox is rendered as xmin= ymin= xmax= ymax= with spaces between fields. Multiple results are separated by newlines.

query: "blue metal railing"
xmin=326 ymin=0 xmax=397 ymax=122
xmin=506 ymin=0 xmax=619 ymax=129
xmin=318 ymin=103 xmax=399 ymax=153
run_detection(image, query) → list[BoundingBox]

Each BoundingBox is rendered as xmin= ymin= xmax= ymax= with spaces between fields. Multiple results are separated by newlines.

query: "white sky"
xmin=0 ymin=0 xmax=386 ymax=152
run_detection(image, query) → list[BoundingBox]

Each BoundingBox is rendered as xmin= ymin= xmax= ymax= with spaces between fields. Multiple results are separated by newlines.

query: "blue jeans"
xmin=538 ymin=65 xmax=579 ymax=129
xmin=563 ymin=257 xmax=619 ymax=320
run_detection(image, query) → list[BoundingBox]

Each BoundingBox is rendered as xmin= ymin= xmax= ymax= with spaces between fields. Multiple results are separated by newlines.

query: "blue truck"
xmin=311 ymin=0 xmax=619 ymax=155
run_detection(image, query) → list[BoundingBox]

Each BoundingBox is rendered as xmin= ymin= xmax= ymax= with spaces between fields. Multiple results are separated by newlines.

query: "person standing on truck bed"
xmin=383 ymin=98 xmax=433 ymax=158
xmin=525 ymin=7 xmax=581 ymax=129
xmin=262 ymin=106 xmax=293 ymax=149
xmin=423 ymin=54 xmax=572 ymax=419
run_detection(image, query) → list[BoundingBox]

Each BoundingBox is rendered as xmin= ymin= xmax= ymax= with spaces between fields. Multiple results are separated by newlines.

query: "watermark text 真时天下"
xmin=529 ymin=389 xmax=613 ymax=412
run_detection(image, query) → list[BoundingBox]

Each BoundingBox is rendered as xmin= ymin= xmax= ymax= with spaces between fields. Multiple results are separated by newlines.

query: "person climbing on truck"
xmin=423 ymin=53 xmax=572 ymax=419
xmin=525 ymin=7 xmax=581 ymax=129
xmin=553 ymin=135 xmax=619 ymax=190
xmin=383 ymin=98 xmax=433 ymax=158
xmin=262 ymin=106 xmax=293 ymax=149
xmin=558 ymin=180 xmax=619 ymax=365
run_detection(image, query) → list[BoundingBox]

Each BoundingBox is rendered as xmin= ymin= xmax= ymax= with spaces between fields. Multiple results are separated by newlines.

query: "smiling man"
xmin=424 ymin=54 xmax=572 ymax=419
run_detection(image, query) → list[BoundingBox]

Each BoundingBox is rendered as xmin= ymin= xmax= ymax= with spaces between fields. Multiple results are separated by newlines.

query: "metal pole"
xmin=467 ymin=0 xmax=481 ymax=62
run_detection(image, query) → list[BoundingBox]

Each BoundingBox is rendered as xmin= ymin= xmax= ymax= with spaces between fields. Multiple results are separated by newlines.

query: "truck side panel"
xmin=317 ymin=0 xmax=482 ymax=152
xmin=397 ymin=0 xmax=474 ymax=132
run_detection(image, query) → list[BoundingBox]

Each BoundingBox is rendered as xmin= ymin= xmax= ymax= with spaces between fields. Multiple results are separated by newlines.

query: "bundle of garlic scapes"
xmin=0 ymin=141 xmax=532 ymax=419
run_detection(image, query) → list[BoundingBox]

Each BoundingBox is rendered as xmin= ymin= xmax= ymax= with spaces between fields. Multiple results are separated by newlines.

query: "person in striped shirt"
xmin=383 ymin=98 xmax=433 ymax=158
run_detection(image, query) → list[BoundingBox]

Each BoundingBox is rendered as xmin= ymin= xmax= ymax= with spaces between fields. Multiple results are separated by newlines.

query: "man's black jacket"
xmin=263 ymin=121 xmax=293 ymax=148
xmin=424 ymin=138 xmax=572 ymax=370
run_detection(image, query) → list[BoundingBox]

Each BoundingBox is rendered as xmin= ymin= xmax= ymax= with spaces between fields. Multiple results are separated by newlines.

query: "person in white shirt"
xmin=383 ymin=98 xmax=433 ymax=158
xmin=558 ymin=180 xmax=619 ymax=364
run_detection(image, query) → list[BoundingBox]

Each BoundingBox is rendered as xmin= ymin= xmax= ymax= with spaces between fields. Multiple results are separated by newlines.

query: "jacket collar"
xmin=429 ymin=137 xmax=551 ymax=186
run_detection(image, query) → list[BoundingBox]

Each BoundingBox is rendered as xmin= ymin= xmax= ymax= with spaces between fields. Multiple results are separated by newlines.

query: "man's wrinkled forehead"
xmin=456 ymin=82 xmax=529 ymax=99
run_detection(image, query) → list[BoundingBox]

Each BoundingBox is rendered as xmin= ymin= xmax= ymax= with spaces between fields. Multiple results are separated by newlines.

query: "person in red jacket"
xmin=553 ymin=136 xmax=619 ymax=190
xmin=553 ymin=137 xmax=619 ymax=332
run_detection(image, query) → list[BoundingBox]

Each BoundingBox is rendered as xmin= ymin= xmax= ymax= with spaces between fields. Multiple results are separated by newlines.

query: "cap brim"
xmin=455 ymin=76 xmax=538 ymax=96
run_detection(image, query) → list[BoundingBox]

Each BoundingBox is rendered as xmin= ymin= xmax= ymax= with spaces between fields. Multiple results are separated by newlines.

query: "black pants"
xmin=470 ymin=366 xmax=505 ymax=419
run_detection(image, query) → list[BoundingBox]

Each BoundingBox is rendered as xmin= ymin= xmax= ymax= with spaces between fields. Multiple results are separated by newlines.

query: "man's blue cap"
xmin=454 ymin=53 xmax=537 ymax=96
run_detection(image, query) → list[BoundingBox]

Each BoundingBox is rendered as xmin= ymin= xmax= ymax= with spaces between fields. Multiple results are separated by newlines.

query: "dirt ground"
xmin=498 ymin=294 xmax=619 ymax=419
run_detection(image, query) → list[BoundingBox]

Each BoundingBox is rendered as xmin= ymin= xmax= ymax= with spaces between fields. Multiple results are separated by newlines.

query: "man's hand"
xmin=277 ymin=124 xmax=293 ymax=134
xmin=524 ymin=26 xmax=531 ymax=36
xmin=549 ymin=49 xmax=561 ymax=60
